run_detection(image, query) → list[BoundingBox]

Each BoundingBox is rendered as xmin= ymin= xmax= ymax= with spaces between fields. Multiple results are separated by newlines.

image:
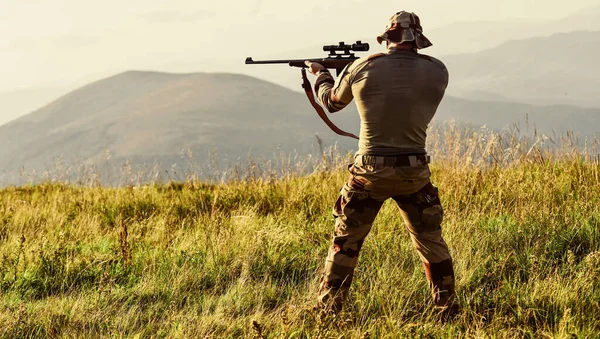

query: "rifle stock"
xmin=288 ymin=59 xmax=354 ymax=75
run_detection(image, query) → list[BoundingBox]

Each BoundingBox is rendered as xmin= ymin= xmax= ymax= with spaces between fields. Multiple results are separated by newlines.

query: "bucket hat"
xmin=376 ymin=11 xmax=432 ymax=49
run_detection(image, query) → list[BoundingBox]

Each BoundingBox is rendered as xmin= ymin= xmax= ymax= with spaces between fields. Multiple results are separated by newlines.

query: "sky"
xmin=0 ymin=0 xmax=598 ymax=93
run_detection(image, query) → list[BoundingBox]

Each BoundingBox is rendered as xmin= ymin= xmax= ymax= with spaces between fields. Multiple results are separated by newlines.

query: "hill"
xmin=442 ymin=30 xmax=600 ymax=107
xmin=0 ymin=71 xmax=360 ymax=184
xmin=2 ymin=71 xmax=599 ymax=185
xmin=438 ymin=96 xmax=600 ymax=136
xmin=428 ymin=5 xmax=600 ymax=55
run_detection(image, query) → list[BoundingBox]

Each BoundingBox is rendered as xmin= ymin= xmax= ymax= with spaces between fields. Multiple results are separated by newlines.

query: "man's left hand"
xmin=305 ymin=61 xmax=326 ymax=75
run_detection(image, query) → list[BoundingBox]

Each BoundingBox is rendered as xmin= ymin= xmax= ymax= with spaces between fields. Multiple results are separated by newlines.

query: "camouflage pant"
xmin=318 ymin=154 xmax=456 ymax=312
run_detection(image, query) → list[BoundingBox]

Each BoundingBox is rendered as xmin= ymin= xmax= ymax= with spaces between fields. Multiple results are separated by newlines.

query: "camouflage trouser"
xmin=318 ymin=154 xmax=456 ymax=313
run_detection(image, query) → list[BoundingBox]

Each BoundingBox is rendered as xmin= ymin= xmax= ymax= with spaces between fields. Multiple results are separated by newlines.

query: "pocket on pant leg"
xmin=421 ymin=205 xmax=443 ymax=231
xmin=334 ymin=181 xmax=382 ymax=230
xmin=418 ymin=183 xmax=444 ymax=232
xmin=395 ymin=182 xmax=444 ymax=234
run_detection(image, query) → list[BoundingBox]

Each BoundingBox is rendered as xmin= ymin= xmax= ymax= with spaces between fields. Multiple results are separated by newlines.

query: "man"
xmin=305 ymin=11 xmax=458 ymax=316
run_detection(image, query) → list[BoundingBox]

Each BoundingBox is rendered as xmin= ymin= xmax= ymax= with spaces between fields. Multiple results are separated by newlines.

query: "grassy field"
xmin=1 ymin=127 xmax=600 ymax=338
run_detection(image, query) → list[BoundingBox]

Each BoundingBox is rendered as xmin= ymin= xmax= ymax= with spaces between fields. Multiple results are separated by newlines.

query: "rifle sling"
xmin=301 ymin=68 xmax=359 ymax=140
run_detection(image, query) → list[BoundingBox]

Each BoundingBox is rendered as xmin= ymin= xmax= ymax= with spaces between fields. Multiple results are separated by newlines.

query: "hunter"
xmin=305 ymin=11 xmax=458 ymax=317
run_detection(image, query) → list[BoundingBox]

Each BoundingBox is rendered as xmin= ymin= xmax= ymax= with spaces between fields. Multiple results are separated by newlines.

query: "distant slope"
xmin=428 ymin=5 xmax=600 ymax=55
xmin=442 ymin=30 xmax=600 ymax=107
xmin=1 ymin=71 xmax=599 ymax=185
xmin=427 ymin=20 xmax=545 ymax=55
xmin=0 ymin=71 xmax=360 ymax=183
xmin=437 ymin=97 xmax=600 ymax=137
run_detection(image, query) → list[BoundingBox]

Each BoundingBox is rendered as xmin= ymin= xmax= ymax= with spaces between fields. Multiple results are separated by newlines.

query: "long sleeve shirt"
xmin=314 ymin=47 xmax=449 ymax=155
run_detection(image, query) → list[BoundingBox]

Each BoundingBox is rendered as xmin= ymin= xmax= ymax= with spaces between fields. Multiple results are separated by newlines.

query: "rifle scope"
xmin=323 ymin=41 xmax=369 ymax=53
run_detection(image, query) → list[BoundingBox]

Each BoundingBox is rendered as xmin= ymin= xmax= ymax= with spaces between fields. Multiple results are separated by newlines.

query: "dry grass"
xmin=1 ymin=124 xmax=599 ymax=338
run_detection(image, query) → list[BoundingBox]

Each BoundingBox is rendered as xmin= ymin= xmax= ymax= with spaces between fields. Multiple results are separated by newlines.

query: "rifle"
xmin=245 ymin=41 xmax=371 ymax=139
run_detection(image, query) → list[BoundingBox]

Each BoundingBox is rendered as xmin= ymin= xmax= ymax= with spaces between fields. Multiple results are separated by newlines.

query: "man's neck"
xmin=387 ymin=42 xmax=416 ymax=52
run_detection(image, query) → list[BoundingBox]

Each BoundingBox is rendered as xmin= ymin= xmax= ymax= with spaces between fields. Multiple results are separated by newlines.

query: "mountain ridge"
xmin=2 ymin=70 xmax=599 ymax=186
xmin=429 ymin=5 xmax=600 ymax=55
xmin=442 ymin=30 xmax=600 ymax=107
xmin=0 ymin=71 xmax=359 ymax=184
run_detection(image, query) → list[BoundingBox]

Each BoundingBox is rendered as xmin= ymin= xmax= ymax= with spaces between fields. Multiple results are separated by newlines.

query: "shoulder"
xmin=349 ymin=53 xmax=386 ymax=70
xmin=335 ymin=53 xmax=386 ymax=83
xmin=416 ymin=54 xmax=448 ymax=73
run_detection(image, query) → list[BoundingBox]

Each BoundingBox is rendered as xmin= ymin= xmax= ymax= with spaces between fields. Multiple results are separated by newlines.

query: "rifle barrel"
xmin=245 ymin=57 xmax=324 ymax=65
xmin=246 ymin=57 xmax=356 ymax=70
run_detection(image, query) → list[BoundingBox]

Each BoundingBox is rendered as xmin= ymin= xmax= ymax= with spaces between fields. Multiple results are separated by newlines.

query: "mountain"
xmin=438 ymin=97 xmax=600 ymax=137
xmin=1 ymin=71 xmax=599 ymax=186
xmin=441 ymin=30 xmax=600 ymax=107
xmin=427 ymin=20 xmax=545 ymax=55
xmin=0 ymin=71 xmax=360 ymax=184
xmin=428 ymin=5 xmax=600 ymax=55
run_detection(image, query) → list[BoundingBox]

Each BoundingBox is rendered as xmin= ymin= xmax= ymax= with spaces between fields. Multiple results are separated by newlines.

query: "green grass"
xmin=1 ymin=128 xmax=600 ymax=338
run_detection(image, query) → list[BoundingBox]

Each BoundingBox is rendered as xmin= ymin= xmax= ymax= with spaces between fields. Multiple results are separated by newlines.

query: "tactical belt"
xmin=356 ymin=154 xmax=431 ymax=167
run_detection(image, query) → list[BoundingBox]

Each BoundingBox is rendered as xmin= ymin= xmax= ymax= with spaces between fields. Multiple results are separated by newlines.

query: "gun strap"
xmin=301 ymin=68 xmax=359 ymax=140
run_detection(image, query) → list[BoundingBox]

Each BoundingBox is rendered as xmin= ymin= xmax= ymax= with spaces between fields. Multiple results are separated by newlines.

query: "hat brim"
xmin=376 ymin=28 xmax=432 ymax=49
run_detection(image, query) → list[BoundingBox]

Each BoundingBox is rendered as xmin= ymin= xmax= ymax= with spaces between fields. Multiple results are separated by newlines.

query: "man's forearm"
xmin=314 ymin=71 xmax=347 ymax=113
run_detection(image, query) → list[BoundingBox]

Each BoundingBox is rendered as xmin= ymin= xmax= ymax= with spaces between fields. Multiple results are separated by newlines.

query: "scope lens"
xmin=353 ymin=43 xmax=369 ymax=51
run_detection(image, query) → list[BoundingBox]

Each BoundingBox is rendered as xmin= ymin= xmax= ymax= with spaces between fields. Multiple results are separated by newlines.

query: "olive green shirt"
xmin=315 ymin=47 xmax=449 ymax=155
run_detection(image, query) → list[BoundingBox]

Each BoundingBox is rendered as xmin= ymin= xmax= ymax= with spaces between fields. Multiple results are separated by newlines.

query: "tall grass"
xmin=1 ymin=124 xmax=599 ymax=338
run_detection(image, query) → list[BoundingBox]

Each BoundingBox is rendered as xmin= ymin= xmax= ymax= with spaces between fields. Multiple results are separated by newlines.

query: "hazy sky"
xmin=1 ymin=0 xmax=599 ymax=92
